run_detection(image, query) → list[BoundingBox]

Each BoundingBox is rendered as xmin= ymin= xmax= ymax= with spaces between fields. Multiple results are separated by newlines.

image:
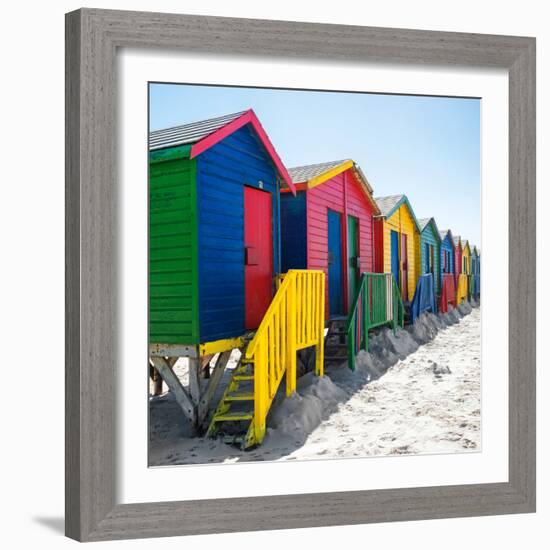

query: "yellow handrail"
xmin=456 ymin=273 xmax=468 ymax=304
xmin=245 ymin=269 xmax=325 ymax=444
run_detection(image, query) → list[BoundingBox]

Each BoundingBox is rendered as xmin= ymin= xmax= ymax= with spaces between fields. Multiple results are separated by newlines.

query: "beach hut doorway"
xmin=391 ymin=230 xmax=400 ymax=291
xmin=347 ymin=215 xmax=359 ymax=306
xmin=244 ymin=186 xmax=273 ymax=329
xmin=328 ymin=209 xmax=344 ymax=316
xmin=401 ymin=234 xmax=409 ymax=301
xmin=425 ymin=243 xmax=435 ymax=274
xmin=443 ymin=249 xmax=451 ymax=272
xmin=280 ymin=159 xmax=379 ymax=321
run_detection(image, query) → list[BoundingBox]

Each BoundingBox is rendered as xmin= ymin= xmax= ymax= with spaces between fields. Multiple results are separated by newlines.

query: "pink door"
xmin=244 ymin=187 xmax=273 ymax=329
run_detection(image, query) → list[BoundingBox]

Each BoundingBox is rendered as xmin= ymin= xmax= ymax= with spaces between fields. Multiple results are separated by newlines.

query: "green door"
xmin=347 ymin=215 xmax=359 ymax=310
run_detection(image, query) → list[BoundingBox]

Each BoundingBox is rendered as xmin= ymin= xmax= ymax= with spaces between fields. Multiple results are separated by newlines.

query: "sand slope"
xmin=149 ymin=305 xmax=480 ymax=466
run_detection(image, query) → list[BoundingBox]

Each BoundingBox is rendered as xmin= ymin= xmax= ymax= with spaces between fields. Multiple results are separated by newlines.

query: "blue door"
xmin=391 ymin=230 xmax=400 ymax=288
xmin=328 ymin=210 xmax=344 ymax=316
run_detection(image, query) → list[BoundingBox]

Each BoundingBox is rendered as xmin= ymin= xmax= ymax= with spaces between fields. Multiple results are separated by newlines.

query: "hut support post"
xmin=150 ymin=356 xmax=196 ymax=426
xmin=201 ymin=355 xmax=212 ymax=379
xmin=153 ymin=372 xmax=163 ymax=395
xmin=197 ymin=350 xmax=232 ymax=431
xmin=188 ymin=357 xmax=201 ymax=408
xmin=149 ymin=363 xmax=164 ymax=396
xmin=150 ymin=345 xmax=236 ymax=433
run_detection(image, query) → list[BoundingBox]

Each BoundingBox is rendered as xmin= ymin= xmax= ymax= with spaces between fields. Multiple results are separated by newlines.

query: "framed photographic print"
xmin=65 ymin=8 xmax=536 ymax=542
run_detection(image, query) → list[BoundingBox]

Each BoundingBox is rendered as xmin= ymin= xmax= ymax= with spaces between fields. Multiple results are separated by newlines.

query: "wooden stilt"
xmin=200 ymin=354 xmax=214 ymax=379
xmin=152 ymin=366 xmax=163 ymax=396
xmin=198 ymin=350 xmax=231 ymax=430
xmin=188 ymin=357 xmax=201 ymax=408
xmin=149 ymin=343 xmax=241 ymax=433
xmin=150 ymin=357 xmax=196 ymax=425
xmin=149 ymin=362 xmax=164 ymax=396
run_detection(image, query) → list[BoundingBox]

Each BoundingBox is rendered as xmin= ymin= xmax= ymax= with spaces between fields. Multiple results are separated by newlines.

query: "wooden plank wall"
xmin=306 ymin=170 xmax=375 ymax=317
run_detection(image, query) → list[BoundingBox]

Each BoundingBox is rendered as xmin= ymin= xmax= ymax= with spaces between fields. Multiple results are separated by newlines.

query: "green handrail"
xmin=391 ymin=275 xmax=405 ymax=329
xmin=345 ymin=273 xmax=404 ymax=371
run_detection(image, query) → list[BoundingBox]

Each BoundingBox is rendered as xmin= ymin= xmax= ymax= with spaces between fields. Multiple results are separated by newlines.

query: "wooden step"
xmin=234 ymin=374 xmax=254 ymax=381
xmin=326 ymin=342 xmax=348 ymax=348
xmin=236 ymin=362 xmax=254 ymax=371
xmin=213 ymin=411 xmax=253 ymax=421
xmin=224 ymin=392 xmax=254 ymax=402
xmin=235 ymin=365 xmax=254 ymax=374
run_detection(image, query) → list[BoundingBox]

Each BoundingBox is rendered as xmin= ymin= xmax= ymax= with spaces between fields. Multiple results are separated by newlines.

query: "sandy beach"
xmin=149 ymin=303 xmax=480 ymax=466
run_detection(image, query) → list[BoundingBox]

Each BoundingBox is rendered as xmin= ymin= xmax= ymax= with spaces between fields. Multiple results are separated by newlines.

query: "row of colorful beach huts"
xmin=280 ymin=163 xmax=480 ymax=322
xmin=148 ymin=109 xmax=480 ymax=449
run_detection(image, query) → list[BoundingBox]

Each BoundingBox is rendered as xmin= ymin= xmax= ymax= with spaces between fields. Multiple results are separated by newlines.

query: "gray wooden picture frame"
xmin=65 ymin=8 xmax=536 ymax=542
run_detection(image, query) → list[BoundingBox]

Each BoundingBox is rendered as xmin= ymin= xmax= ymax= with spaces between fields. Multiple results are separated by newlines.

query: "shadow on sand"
xmin=148 ymin=303 xmax=476 ymax=466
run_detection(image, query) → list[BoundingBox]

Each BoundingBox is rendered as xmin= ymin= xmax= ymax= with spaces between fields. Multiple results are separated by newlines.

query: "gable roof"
xmin=374 ymin=194 xmax=421 ymax=232
xmin=149 ymin=111 xmax=247 ymax=150
xmin=288 ymin=159 xmax=380 ymax=214
xmin=439 ymin=229 xmax=455 ymax=246
xmin=375 ymin=194 xmax=403 ymax=217
xmin=440 ymin=229 xmax=454 ymax=245
xmin=289 ymin=159 xmax=350 ymax=185
xmin=418 ymin=217 xmax=442 ymax=241
xmin=453 ymin=236 xmax=462 ymax=249
xmin=462 ymin=239 xmax=471 ymax=253
xmin=418 ymin=218 xmax=431 ymax=232
xmin=149 ymin=109 xmax=295 ymax=194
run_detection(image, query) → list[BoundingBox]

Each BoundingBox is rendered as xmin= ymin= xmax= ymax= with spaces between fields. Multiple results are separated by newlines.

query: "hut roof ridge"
xmin=288 ymin=158 xmax=380 ymax=214
xmin=418 ymin=217 xmax=441 ymax=240
xmin=149 ymin=109 xmax=295 ymax=194
xmin=288 ymin=159 xmax=351 ymax=183
xmin=374 ymin=194 xmax=421 ymax=232
xmin=149 ymin=110 xmax=247 ymax=149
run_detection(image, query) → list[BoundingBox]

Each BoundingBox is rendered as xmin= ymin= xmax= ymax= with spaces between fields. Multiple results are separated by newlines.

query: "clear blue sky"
xmin=149 ymin=83 xmax=480 ymax=246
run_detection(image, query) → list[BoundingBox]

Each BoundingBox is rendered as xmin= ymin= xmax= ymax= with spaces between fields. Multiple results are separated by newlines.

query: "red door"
xmin=244 ymin=186 xmax=273 ymax=329
xmin=401 ymin=233 xmax=408 ymax=301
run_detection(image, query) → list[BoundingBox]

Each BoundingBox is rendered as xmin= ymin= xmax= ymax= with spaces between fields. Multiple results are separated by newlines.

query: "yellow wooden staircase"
xmin=206 ymin=270 xmax=325 ymax=449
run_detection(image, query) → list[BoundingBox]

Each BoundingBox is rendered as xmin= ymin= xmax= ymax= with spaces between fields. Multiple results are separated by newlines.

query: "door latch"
xmin=245 ymin=246 xmax=259 ymax=266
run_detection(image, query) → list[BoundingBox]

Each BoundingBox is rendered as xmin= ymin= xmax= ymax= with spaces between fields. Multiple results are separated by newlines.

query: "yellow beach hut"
xmin=461 ymin=239 xmax=472 ymax=298
xmin=374 ymin=195 xmax=421 ymax=303
xmin=461 ymin=239 xmax=471 ymax=276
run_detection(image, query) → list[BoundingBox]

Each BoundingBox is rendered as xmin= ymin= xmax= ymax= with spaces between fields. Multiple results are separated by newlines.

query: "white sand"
xmin=285 ymin=307 xmax=481 ymax=459
xmin=149 ymin=303 xmax=480 ymax=466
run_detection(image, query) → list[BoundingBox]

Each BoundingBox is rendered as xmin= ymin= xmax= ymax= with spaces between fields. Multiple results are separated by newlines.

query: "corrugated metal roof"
xmin=418 ymin=217 xmax=432 ymax=232
xmin=374 ymin=195 xmax=404 ymax=218
xmin=439 ymin=229 xmax=451 ymax=240
xmin=288 ymin=159 xmax=350 ymax=184
xmin=418 ymin=217 xmax=441 ymax=240
xmin=149 ymin=110 xmax=248 ymax=151
xmin=453 ymin=236 xmax=461 ymax=246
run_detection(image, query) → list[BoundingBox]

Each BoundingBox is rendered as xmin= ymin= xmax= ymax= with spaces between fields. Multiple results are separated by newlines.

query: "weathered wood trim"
xmin=149 ymin=344 xmax=198 ymax=358
xmin=198 ymin=351 xmax=232 ymax=428
xmin=187 ymin=357 xmax=201 ymax=407
xmin=150 ymin=357 xmax=196 ymax=424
